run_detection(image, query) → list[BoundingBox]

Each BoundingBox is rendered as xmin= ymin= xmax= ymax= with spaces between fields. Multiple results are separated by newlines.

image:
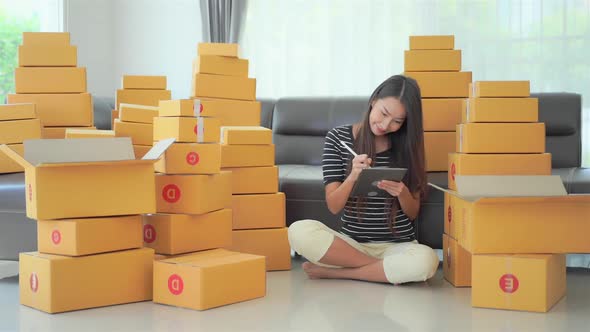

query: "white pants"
xmin=288 ymin=219 xmax=439 ymax=284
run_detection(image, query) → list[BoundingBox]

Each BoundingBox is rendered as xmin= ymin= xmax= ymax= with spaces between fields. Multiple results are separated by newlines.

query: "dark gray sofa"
xmin=0 ymin=93 xmax=588 ymax=260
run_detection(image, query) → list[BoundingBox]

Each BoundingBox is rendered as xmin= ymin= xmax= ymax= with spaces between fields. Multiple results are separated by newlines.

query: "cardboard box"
xmin=443 ymin=192 xmax=459 ymax=240
xmin=37 ymin=215 xmax=143 ymax=256
xmin=221 ymin=144 xmax=275 ymax=167
xmin=404 ymin=71 xmax=472 ymax=98
xmin=422 ymin=99 xmax=463 ymax=131
xmin=111 ymin=109 xmax=119 ymax=129
xmin=192 ymin=74 xmax=256 ymax=101
xmin=114 ymin=119 xmax=153 ymax=145
xmin=456 ymin=123 xmax=545 ymax=153
xmin=155 ymin=142 xmax=220 ymax=174
xmin=22 ymin=32 xmax=70 ymax=46
xmin=409 ymin=35 xmax=454 ymax=50
xmin=220 ymin=126 xmax=272 ymax=145
xmin=462 ymin=98 xmax=538 ymax=123
xmin=159 ymin=98 xmax=261 ymax=126
xmin=0 ymin=138 xmax=174 ymax=220
xmin=15 ymin=67 xmax=86 ymax=93
xmin=19 ymin=248 xmax=153 ymax=314
xmin=153 ymin=116 xmax=220 ymax=143
xmin=227 ymin=228 xmax=291 ymax=271
xmin=0 ymin=119 xmax=41 ymax=144
xmin=448 ymin=153 xmax=552 ymax=191
xmin=155 ymin=172 xmax=231 ymax=214
xmin=42 ymin=126 xmax=95 ymax=139
xmin=424 ymin=132 xmax=455 ymax=171
xmin=442 ymin=233 xmax=471 ymax=287
xmin=404 ymin=50 xmax=461 ymax=72
xmin=134 ymin=145 xmax=152 ymax=159
xmin=116 ymin=89 xmax=171 ymax=110
xmin=0 ymin=144 xmax=24 ymax=174
xmin=197 ymin=43 xmax=239 ymax=57
xmin=472 ymin=254 xmax=566 ymax=312
xmin=7 ymin=93 xmax=93 ymax=127
xmin=0 ymin=103 xmax=36 ymax=121
xmin=143 ymin=209 xmax=232 ymax=255
xmin=18 ymin=45 xmax=77 ymax=67
xmin=222 ymin=166 xmax=278 ymax=194
xmin=430 ymin=175 xmax=590 ymax=253
xmin=193 ymin=55 xmax=248 ymax=77
xmin=122 ymin=75 xmax=167 ymax=90
xmin=469 ymin=81 xmax=530 ymax=98
xmin=65 ymin=129 xmax=115 ymax=139
xmin=232 ymin=193 xmax=286 ymax=230
xmin=153 ymin=249 xmax=265 ymax=310
xmin=119 ymin=104 xmax=159 ymax=124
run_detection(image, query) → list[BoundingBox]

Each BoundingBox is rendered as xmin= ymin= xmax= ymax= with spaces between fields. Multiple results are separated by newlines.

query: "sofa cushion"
xmin=0 ymin=173 xmax=25 ymax=212
xmin=570 ymin=168 xmax=590 ymax=194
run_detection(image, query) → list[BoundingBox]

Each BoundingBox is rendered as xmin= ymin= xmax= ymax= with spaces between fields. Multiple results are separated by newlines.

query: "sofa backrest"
xmin=271 ymin=93 xmax=582 ymax=168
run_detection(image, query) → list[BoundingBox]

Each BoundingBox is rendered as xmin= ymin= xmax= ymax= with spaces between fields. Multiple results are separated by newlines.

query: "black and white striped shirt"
xmin=322 ymin=125 xmax=415 ymax=243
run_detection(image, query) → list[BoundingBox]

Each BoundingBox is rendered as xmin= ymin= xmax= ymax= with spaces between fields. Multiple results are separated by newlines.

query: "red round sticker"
xmin=162 ymin=184 xmax=181 ymax=203
xmin=28 ymin=183 xmax=32 ymax=202
xmin=193 ymin=124 xmax=199 ymax=135
xmin=447 ymin=206 xmax=452 ymax=223
xmin=199 ymin=104 xmax=204 ymax=114
xmin=30 ymin=273 xmax=38 ymax=293
xmin=144 ymin=224 xmax=156 ymax=243
xmin=51 ymin=230 xmax=61 ymax=245
xmin=450 ymin=163 xmax=456 ymax=181
xmin=168 ymin=274 xmax=184 ymax=295
xmin=499 ymin=274 xmax=519 ymax=294
xmin=186 ymin=152 xmax=200 ymax=166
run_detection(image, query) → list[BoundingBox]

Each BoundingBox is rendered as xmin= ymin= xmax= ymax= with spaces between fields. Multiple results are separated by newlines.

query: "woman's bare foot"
xmin=302 ymin=261 xmax=340 ymax=279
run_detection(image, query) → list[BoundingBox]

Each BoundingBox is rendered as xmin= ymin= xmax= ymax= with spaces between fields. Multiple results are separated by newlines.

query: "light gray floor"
xmin=1 ymin=258 xmax=589 ymax=332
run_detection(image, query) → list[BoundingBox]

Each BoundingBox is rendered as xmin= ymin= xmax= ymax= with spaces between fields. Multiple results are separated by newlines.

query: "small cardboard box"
xmin=0 ymin=119 xmax=42 ymax=144
xmin=192 ymin=74 xmax=256 ymax=101
xmin=227 ymin=228 xmax=291 ymax=271
xmin=142 ymin=209 xmax=232 ymax=255
xmin=122 ymin=75 xmax=167 ymax=90
xmin=0 ymin=138 xmax=174 ymax=220
xmin=22 ymin=32 xmax=70 ymax=46
xmin=15 ymin=67 xmax=86 ymax=93
xmin=424 ymin=132 xmax=455 ymax=171
xmin=197 ymin=43 xmax=239 ymax=57
xmin=222 ymin=166 xmax=278 ymax=194
xmin=42 ymin=126 xmax=95 ymax=139
xmin=431 ymin=175 xmax=590 ymax=254
xmin=220 ymin=126 xmax=272 ymax=145
xmin=448 ymin=153 xmax=552 ymax=190
xmin=409 ymin=35 xmax=454 ymax=50
xmin=404 ymin=71 xmax=472 ymax=98
xmin=159 ymin=98 xmax=261 ymax=126
xmin=232 ymin=193 xmax=286 ymax=230
xmin=456 ymin=123 xmax=545 ymax=153
xmin=462 ymin=98 xmax=538 ymax=123
xmin=469 ymin=81 xmax=530 ymax=98
xmin=0 ymin=144 xmax=24 ymax=174
xmin=442 ymin=233 xmax=471 ymax=287
xmin=18 ymin=45 xmax=77 ymax=67
xmin=119 ymin=103 xmax=159 ymax=124
xmin=404 ymin=50 xmax=461 ymax=72
xmin=114 ymin=119 xmax=153 ymax=145
xmin=221 ymin=144 xmax=275 ymax=167
xmin=154 ymin=116 xmax=220 ymax=143
xmin=0 ymin=103 xmax=36 ymax=121
xmin=116 ymin=89 xmax=171 ymax=110
xmin=153 ymin=249 xmax=266 ymax=311
xmin=193 ymin=55 xmax=248 ymax=77
xmin=7 ymin=93 xmax=93 ymax=127
xmin=154 ymin=142 xmax=221 ymax=174
xmin=19 ymin=248 xmax=154 ymax=314
xmin=65 ymin=129 xmax=115 ymax=139
xmin=37 ymin=215 xmax=143 ymax=256
xmin=472 ymin=254 xmax=566 ymax=312
xmin=422 ymin=98 xmax=463 ymax=131
xmin=155 ymin=172 xmax=231 ymax=215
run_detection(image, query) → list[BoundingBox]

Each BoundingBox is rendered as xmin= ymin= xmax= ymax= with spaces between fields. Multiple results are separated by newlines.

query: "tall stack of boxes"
xmin=0 ymin=103 xmax=41 ymax=174
xmin=404 ymin=35 xmax=472 ymax=171
xmin=439 ymin=80 xmax=590 ymax=312
xmin=114 ymin=103 xmax=159 ymax=158
xmin=8 ymin=32 xmax=94 ymax=139
xmin=0 ymin=138 xmax=174 ymax=313
xmin=112 ymin=75 xmax=171 ymax=129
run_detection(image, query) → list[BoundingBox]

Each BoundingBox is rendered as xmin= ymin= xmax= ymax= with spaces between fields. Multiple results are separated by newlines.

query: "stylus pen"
xmin=339 ymin=139 xmax=371 ymax=168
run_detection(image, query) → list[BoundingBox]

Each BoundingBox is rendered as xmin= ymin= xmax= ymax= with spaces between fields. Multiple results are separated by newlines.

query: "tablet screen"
xmin=350 ymin=167 xmax=407 ymax=198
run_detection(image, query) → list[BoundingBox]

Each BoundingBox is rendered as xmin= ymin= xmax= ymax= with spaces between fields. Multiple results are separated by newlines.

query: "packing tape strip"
xmin=193 ymin=99 xmax=201 ymax=117
xmin=197 ymin=117 xmax=204 ymax=142
xmin=504 ymin=257 xmax=513 ymax=309
xmin=466 ymin=99 xmax=471 ymax=123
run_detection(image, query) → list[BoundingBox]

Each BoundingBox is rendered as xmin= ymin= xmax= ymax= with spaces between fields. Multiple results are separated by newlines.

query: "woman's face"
xmin=369 ymin=96 xmax=406 ymax=136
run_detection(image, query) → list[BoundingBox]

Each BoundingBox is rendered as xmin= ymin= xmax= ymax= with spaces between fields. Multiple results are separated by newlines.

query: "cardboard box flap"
xmin=20 ymin=251 xmax=70 ymax=261
xmin=0 ymin=144 xmax=31 ymax=168
xmin=37 ymin=159 xmax=156 ymax=168
xmin=476 ymin=193 xmax=590 ymax=205
xmin=455 ymin=175 xmax=567 ymax=200
xmin=142 ymin=138 xmax=175 ymax=160
xmin=23 ymin=138 xmax=135 ymax=165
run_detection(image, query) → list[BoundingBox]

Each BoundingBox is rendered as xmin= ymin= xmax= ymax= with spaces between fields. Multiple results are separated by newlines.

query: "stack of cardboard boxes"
xmin=0 ymin=103 xmax=41 ymax=174
xmin=8 ymin=32 xmax=94 ymax=139
xmin=0 ymin=138 xmax=174 ymax=313
xmin=115 ymin=103 xmax=159 ymax=158
xmin=438 ymin=81 xmax=590 ymax=312
xmin=112 ymin=75 xmax=171 ymax=128
xmin=404 ymin=35 xmax=472 ymax=171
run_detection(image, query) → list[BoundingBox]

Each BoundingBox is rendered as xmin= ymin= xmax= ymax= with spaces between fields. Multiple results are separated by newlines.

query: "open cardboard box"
xmin=0 ymin=137 xmax=174 ymax=220
xmin=429 ymin=175 xmax=590 ymax=254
